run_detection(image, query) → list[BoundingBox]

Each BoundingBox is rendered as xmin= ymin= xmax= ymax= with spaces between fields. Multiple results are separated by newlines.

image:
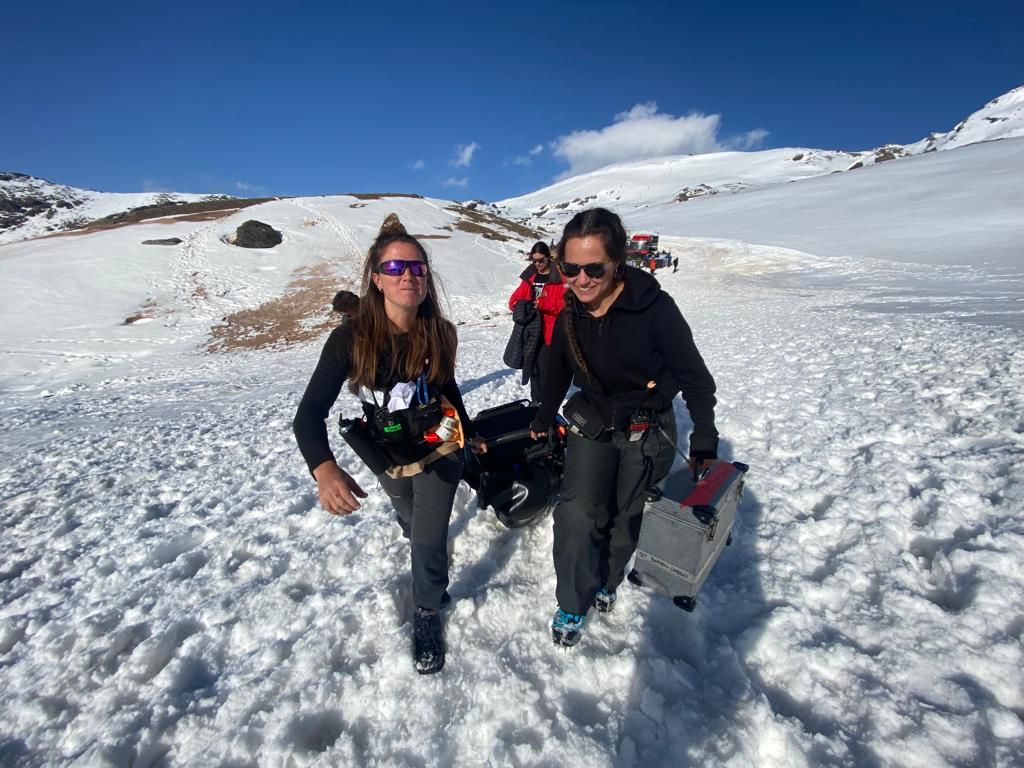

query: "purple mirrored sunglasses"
xmin=377 ymin=259 xmax=429 ymax=277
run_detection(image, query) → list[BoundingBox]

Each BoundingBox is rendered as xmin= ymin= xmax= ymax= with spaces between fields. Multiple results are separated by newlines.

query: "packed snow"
xmin=1 ymin=145 xmax=1023 ymax=767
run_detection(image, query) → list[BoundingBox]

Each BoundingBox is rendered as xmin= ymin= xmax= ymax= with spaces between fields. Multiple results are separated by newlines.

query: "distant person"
xmin=507 ymin=241 xmax=567 ymax=404
xmin=672 ymin=257 xmax=679 ymax=274
xmin=529 ymin=208 xmax=719 ymax=648
xmin=648 ymin=257 xmax=657 ymax=274
xmin=294 ymin=214 xmax=483 ymax=675
xmin=331 ymin=289 xmax=360 ymax=320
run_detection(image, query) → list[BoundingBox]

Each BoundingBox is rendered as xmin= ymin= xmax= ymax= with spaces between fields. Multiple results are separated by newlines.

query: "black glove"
xmin=688 ymin=449 xmax=717 ymax=481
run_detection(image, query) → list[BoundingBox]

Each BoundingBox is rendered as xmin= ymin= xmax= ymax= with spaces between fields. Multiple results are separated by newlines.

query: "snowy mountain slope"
xmin=495 ymin=85 xmax=1024 ymax=228
xmin=2 ymin=115 xmax=1024 ymax=765
xmin=0 ymin=172 xmax=232 ymax=245
xmin=906 ymin=84 xmax=1024 ymax=153
xmin=492 ymin=132 xmax=1024 ymax=333
xmin=490 ymin=147 xmax=868 ymax=227
xmin=0 ymin=194 xmax=541 ymax=392
xmin=1 ymin=205 xmax=1022 ymax=765
xmin=623 ymin=137 xmax=1024 ymax=274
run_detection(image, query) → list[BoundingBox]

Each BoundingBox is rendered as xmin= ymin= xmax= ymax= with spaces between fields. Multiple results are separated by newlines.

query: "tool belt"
xmin=340 ymin=395 xmax=463 ymax=477
xmin=563 ymin=393 xmax=665 ymax=443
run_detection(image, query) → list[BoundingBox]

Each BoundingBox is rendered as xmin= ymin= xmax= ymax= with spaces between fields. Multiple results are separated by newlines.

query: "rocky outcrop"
xmin=142 ymin=237 xmax=183 ymax=245
xmin=0 ymin=172 xmax=239 ymax=245
xmin=0 ymin=172 xmax=86 ymax=233
xmin=231 ymin=219 xmax=282 ymax=248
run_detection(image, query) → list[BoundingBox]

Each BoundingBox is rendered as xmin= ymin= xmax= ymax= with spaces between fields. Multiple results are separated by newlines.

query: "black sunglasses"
xmin=377 ymin=259 xmax=429 ymax=277
xmin=560 ymin=261 xmax=610 ymax=279
xmin=531 ymin=255 xmax=549 ymax=263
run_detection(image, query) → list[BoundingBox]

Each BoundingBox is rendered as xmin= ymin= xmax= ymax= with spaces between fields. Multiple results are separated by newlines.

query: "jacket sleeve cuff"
xmin=304 ymin=449 xmax=337 ymax=478
xmin=688 ymin=433 xmax=719 ymax=457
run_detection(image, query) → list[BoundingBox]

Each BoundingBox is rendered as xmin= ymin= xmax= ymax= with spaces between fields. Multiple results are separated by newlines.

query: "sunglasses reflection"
xmin=378 ymin=259 xmax=429 ymax=277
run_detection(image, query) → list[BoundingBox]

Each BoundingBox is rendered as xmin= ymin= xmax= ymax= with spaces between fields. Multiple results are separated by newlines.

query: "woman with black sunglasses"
xmin=528 ymin=208 xmax=719 ymax=648
xmin=507 ymin=241 xmax=567 ymax=403
xmin=293 ymin=213 xmax=481 ymax=674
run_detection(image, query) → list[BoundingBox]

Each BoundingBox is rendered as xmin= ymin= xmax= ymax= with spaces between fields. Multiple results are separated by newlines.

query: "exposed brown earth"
xmin=347 ymin=192 xmax=423 ymax=200
xmin=445 ymin=204 xmax=544 ymax=241
xmin=207 ymin=262 xmax=351 ymax=353
xmin=91 ymin=197 xmax=276 ymax=227
xmin=40 ymin=200 xmax=273 ymax=239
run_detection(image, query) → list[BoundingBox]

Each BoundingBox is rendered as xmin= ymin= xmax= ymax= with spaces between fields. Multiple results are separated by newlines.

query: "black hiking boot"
xmin=413 ymin=607 xmax=445 ymax=674
xmin=594 ymin=587 xmax=617 ymax=615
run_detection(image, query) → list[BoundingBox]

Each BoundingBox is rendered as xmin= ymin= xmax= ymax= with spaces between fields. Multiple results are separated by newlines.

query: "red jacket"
xmin=508 ymin=265 xmax=566 ymax=345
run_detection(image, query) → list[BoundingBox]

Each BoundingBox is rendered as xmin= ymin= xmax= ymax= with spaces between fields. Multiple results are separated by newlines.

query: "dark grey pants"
xmin=377 ymin=452 xmax=463 ymax=611
xmin=553 ymin=409 xmax=677 ymax=614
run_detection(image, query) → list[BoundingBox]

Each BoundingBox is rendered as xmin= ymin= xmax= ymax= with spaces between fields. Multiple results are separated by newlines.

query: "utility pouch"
xmin=562 ymin=392 xmax=609 ymax=440
xmin=404 ymin=397 xmax=443 ymax=439
xmin=339 ymin=417 xmax=393 ymax=475
xmin=372 ymin=397 xmax=443 ymax=443
xmin=627 ymin=409 xmax=653 ymax=442
xmin=372 ymin=407 xmax=406 ymax=443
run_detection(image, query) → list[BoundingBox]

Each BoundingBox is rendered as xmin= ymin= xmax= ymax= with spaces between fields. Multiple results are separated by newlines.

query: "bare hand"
xmin=313 ymin=461 xmax=368 ymax=515
xmin=529 ymin=430 xmax=545 ymax=440
xmin=469 ymin=437 xmax=488 ymax=454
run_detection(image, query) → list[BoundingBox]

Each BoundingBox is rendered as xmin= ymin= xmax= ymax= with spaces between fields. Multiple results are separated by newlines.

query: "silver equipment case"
xmin=629 ymin=460 xmax=749 ymax=611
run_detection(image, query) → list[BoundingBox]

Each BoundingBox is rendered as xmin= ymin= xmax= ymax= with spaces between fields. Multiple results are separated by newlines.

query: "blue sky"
xmin=3 ymin=0 xmax=1020 ymax=201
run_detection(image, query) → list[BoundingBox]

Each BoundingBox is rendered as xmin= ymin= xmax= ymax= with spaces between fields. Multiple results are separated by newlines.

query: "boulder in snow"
xmin=231 ymin=220 xmax=282 ymax=248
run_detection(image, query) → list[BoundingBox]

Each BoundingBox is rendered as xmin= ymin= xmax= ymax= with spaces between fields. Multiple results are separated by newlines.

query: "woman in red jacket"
xmin=508 ymin=241 xmax=567 ymax=403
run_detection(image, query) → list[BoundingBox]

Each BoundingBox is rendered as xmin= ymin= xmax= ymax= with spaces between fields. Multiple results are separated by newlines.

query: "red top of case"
xmin=682 ymin=461 xmax=735 ymax=508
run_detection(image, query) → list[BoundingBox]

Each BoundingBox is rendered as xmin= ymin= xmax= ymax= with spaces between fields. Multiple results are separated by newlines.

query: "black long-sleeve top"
xmin=531 ymin=267 xmax=719 ymax=454
xmin=293 ymin=321 xmax=474 ymax=474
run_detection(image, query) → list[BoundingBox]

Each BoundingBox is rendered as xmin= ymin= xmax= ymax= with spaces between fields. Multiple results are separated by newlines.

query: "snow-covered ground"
xmin=1 ymin=150 xmax=1023 ymax=766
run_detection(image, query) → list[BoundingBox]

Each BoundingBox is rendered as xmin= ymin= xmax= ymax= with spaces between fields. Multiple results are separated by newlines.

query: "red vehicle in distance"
xmin=627 ymin=233 xmax=672 ymax=269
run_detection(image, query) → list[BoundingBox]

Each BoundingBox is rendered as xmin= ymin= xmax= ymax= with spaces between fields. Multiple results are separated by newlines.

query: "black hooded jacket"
xmin=530 ymin=267 xmax=718 ymax=454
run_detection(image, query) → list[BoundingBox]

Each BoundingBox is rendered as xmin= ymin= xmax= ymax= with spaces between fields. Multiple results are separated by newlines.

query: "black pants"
xmin=530 ymin=343 xmax=550 ymax=403
xmin=552 ymin=410 xmax=677 ymax=614
xmin=377 ymin=452 xmax=463 ymax=611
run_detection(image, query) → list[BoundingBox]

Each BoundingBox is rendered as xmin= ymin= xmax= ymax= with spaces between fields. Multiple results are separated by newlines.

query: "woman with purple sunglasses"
xmin=293 ymin=213 xmax=482 ymax=674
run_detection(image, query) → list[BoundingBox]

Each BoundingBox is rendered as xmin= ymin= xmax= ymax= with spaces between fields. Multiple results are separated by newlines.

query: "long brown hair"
xmin=348 ymin=214 xmax=457 ymax=393
xmin=557 ymin=207 xmax=628 ymax=376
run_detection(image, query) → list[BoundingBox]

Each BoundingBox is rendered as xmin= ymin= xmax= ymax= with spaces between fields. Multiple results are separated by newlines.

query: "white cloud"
xmin=551 ymin=102 xmax=769 ymax=177
xmin=411 ymin=160 xmax=426 ymax=171
xmin=509 ymin=155 xmax=533 ymax=167
xmin=142 ymin=178 xmax=172 ymax=193
xmin=529 ymin=144 xmax=544 ymax=156
xmin=451 ymin=142 xmax=480 ymax=168
xmin=234 ymin=180 xmax=268 ymax=196
xmin=442 ymin=177 xmax=469 ymax=189
xmin=727 ymin=129 xmax=770 ymax=150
